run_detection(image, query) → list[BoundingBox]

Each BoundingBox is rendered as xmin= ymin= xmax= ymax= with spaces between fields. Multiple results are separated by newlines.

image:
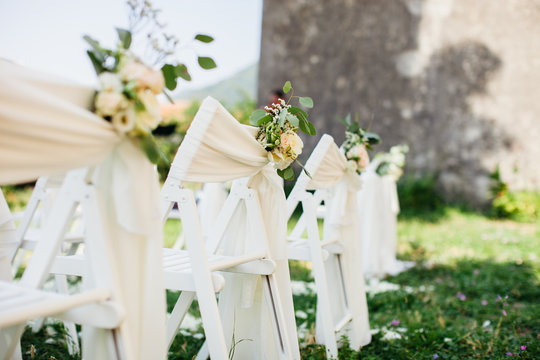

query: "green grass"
xmin=11 ymin=201 xmax=540 ymax=359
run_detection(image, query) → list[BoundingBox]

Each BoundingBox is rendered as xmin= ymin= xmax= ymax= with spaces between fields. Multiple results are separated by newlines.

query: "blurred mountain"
xmin=175 ymin=63 xmax=258 ymax=105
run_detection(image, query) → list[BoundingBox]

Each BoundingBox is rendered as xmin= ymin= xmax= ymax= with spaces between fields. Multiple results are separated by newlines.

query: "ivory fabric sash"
xmin=0 ymin=60 xmax=165 ymax=360
xmin=305 ymin=135 xmax=372 ymax=349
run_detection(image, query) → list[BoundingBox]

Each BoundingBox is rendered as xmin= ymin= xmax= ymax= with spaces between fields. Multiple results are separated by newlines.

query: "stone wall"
xmin=258 ymin=0 xmax=540 ymax=206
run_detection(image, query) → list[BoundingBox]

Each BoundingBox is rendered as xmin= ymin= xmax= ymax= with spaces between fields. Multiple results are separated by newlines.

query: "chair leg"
xmin=166 ymin=291 xmax=196 ymax=350
xmin=261 ymin=274 xmax=295 ymax=360
xmin=303 ymin=197 xmax=338 ymax=359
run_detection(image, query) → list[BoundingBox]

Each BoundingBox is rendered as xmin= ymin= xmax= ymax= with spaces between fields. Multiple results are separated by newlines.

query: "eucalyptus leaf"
xmin=283 ymin=81 xmax=292 ymax=94
xmin=345 ymin=113 xmax=352 ymax=125
xmin=286 ymin=114 xmax=299 ymax=127
xmin=278 ymin=109 xmax=288 ymax=127
xmin=299 ymin=96 xmax=314 ymax=108
xmin=161 ymin=64 xmax=178 ymax=91
xmin=116 ymin=28 xmax=132 ymax=49
xmin=194 ymin=34 xmax=214 ymax=43
xmin=198 ymin=57 xmax=217 ymax=69
xmin=249 ymin=109 xmax=268 ymax=126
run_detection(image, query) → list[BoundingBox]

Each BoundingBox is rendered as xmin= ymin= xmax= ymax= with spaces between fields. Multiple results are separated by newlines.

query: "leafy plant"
xmin=338 ymin=113 xmax=381 ymax=150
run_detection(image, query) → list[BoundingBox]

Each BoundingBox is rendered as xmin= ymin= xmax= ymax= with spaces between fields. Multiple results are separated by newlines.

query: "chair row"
xmin=1 ymin=97 xmax=372 ymax=360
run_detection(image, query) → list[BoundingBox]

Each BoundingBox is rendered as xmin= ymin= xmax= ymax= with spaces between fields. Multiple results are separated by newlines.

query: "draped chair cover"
xmin=0 ymin=60 xmax=166 ymax=360
xmin=302 ymin=135 xmax=371 ymax=349
xmin=165 ymin=96 xmax=300 ymax=359
xmin=0 ymin=191 xmax=17 ymax=282
xmin=357 ymin=162 xmax=411 ymax=277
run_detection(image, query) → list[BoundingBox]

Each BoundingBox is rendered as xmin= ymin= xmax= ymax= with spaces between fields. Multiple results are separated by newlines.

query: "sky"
xmin=0 ymin=0 xmax=263 ymax=91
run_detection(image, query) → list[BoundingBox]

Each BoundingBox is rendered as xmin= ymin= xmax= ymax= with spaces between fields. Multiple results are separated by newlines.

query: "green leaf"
xmin=288 ymin=106 xmax=307 ymax=120
xmin=345 ymin=113 xmax=352 ymax=125
xmin=161 ymin=64 xmax=178 ymax=91
xmin=194 ymin=34 xmax=214 ymax=43
xmin=123 ymin=80 xmax=137 ymax=99
xmin=198 ymin=57 xmax=217 ymax=69
xmin=277 ymin=166 xmax=294 ymax=181
xmin=134 ymin=99 xmax=145 ymax=112
xmin=365 ymin=132 xmax=381 ymax=145
xmin=278 ymin=109 xmax=288 ymax=127
xmin=348 ymin=122 xmax=360 ymax=134
xmin=139 ymin=135 xmax=169 ymax=165
xmin=83 ymin=35 xmax=101 ymax=52
xmin=175 ymin=64 xmax=191 ymax=81
xmin=283 ymin=81 xmax=292 ymax=94
xmin=116 ymin=28 xmax=132 ymax=49
xmin=286 ymin=114 xmax=299 ymax=127
xmin=257 ymin=114 xmax=273 ymax=126
xmin=87 ymin=50 xmax=104 ymax=74
xmin=299 ymin=96 xmax=314 ymax=108
xmin=249 ymin=109 xmax=268 ymax=126
xmin=298 ymin=118 xmax=316 ymax=136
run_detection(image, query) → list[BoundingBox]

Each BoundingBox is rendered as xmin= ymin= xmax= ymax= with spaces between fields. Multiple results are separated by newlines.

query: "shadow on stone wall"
xmin=258 ymin=0 xmax=514 ymax=206
xmin=413 ymin=41 xmax=512 ymax=206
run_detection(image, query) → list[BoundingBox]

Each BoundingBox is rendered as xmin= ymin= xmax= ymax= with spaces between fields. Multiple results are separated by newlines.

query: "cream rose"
xmin=98 ymin=72 xmax=123 ymax=93
xmin=95 ymin=91 xmax=126 ymax=116
xmin=347 ymin=144 xmax=369 ymax=171
xmin=120 ymin=61 xmax=164 ymax=94
xmin=280 ymin=130 xmax=303 ymax=156
xmin=111 ymin=107 xmax=136 ymax=134
xmin=268 ymin=149 xmax=295 ymax=170
xmin=135 ymin=89 xmax=162 ymax=130
xmin=346 ymin=160 xmax=358 ymax=173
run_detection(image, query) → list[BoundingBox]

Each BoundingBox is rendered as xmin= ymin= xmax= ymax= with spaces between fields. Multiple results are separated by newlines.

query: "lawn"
xmin=7 ymin=188 xmax=539 ymax=359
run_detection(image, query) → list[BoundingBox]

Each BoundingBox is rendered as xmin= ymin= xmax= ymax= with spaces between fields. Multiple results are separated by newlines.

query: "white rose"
xmin=135 ymin=89 xmax=162 ymax=130
xmin=95 ymin=91 xmax=126 ymax=116
xmin=111 ymin=106 xmax=136 ymax=134
xmin=268 ymin=149 xmax=294 ymax=170
xmin=280 ymin=130 xmax=303 ymax=157
xmin=98 ymin=72 xmax=123 ymax=93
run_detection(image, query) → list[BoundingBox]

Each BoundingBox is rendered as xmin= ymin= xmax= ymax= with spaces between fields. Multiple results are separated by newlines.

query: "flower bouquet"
xmin=338 ymin=113 xmax=381 ymax=173
xmin=250 ymin=81 xmax=316 ymax=180
xmin=375 ymin=144 xmax=409 ymax=181
xmin=85 ymin=0 xmax=216 ymax=164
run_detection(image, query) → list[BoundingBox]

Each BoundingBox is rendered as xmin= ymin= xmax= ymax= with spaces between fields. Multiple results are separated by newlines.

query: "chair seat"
xmin=0 ymin=281 xmax=111 ymax=328
xmin=286 ymin=237 xmax=343 ymax=262
xmin=51 ymin=249 xmax=276 ymax=294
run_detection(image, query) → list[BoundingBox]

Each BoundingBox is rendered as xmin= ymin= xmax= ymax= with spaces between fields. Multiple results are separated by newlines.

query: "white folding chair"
xmin=286 ymin=134 xmax=371 ymax=358
xmin=8 ymin=174 xmax=86 ymax=354
xmin=160 ymin=96 xmax=300 ymax=359
xmin=0 ymin=168 xmax=124 ymax=360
